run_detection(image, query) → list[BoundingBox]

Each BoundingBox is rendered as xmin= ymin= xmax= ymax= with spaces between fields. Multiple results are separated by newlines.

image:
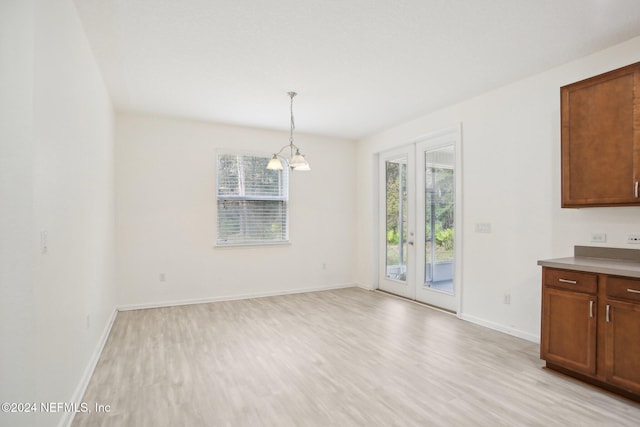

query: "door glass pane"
xmin=385 ymin=159 xmax=407 ymax=281
xmin=424 ymin=146 xmax=454 ymax=293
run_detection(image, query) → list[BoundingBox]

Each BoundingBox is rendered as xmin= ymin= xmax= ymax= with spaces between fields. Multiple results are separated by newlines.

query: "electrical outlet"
xmin=40 ymin=230 xmax=48 ymax=254
xmin=503 ymin=293 xmax=511 ymax=305
xmin=628 ymin=235 xmax=640 ymax=244
xmin=591 ymin=233 xmax=606 ymax=243
xmin=159 ymin=273 xmax=166 ymax=282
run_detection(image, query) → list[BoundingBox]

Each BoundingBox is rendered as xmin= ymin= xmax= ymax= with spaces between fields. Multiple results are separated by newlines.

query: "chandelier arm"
xmin=274 ymin=144 xmax=295 ymax=156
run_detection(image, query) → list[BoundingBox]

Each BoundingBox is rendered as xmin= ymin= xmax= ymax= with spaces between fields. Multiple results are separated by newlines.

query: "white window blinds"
xmin=216 ymin=153 xmax=289 ymax=245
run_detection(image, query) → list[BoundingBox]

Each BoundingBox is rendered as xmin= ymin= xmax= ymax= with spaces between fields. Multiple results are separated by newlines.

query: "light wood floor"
xmin=72 ymin=288 xmax=640 ymax=426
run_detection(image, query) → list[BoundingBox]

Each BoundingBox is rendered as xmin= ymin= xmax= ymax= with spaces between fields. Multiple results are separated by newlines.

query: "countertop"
xmin=537 ymin=256 xmax=640 ymax=278
xmin=538 ymin=246 xmax=640 ymax=278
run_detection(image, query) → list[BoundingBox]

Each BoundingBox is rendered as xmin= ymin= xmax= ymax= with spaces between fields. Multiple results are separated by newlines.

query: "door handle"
xmin=589 ymin=300 xmax=594 ymax=318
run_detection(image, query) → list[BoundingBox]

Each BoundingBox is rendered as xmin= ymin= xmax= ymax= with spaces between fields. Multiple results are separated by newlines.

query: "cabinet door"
xmin=541 ymin=287 xmax=597 ymax=375
xmin=605 ymin=299 xmax=640 ymax=394
xmin=561 ymin=63 xmax=640 ymax=207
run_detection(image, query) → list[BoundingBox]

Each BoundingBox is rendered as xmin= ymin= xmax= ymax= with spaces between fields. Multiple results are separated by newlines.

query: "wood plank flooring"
xmin=72 ymin=288 xmax=640 ymax=426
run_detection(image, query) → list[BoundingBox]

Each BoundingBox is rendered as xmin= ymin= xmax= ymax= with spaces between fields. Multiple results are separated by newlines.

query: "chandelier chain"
xmin=289 ymin=92 xmax=296 ymax=146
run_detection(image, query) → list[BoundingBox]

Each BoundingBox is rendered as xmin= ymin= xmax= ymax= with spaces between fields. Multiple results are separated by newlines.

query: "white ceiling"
xmin=74 ymin=0 xmax=640 ymax=140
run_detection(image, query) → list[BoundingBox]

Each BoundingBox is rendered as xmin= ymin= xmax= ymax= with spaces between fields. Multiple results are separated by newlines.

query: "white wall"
xmin=356 ymin=36 xmax=640 ymax=342
xmin=1 ymin=1 xmax=116 ymax=426
xmin=0 ymin=2 xmax=37 ymax=427
xmin=116 ymin=113 xmax=357 ymax=308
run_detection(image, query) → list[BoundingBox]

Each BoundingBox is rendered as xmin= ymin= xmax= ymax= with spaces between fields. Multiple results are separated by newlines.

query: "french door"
xmin=378 ymin=146 xmax=416 ymax=299
xmin=378 ymin=126 xmax=461 ymax=312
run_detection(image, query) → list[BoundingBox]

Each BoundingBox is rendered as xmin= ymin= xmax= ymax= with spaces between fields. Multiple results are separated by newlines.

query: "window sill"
xmin=214 ymin=241 xmax=291 ymax=249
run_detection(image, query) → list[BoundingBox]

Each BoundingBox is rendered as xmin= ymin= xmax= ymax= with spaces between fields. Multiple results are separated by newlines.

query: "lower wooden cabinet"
xmin=604 ymin=276 xmax=640 ymax=396
xmin=541 ymin=267 xmax=640 ymax=400
xmin=542 ymin=287 xmax=596 ymax=375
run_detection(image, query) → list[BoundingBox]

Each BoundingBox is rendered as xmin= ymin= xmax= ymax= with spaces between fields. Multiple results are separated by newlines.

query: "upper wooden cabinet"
xmin=561 ymin=62 xmax=640 ymax=207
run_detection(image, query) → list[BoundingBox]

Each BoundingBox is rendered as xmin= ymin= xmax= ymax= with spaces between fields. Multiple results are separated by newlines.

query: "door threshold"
xmin=374 ymin=289 xmax=456 ymax=316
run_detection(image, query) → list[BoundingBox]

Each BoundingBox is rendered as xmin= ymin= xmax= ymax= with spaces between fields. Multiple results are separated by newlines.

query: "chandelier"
xmin=266 ymin=91 xmax=311 ymax=171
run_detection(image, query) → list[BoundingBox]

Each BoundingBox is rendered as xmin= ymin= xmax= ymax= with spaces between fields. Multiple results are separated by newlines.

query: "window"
xmin=216 ymin=153 xmax=289 ymax=245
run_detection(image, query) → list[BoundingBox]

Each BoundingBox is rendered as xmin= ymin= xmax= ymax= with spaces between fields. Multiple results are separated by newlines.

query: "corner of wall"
xmin=62 ymin=307 xmax=118 ymax=427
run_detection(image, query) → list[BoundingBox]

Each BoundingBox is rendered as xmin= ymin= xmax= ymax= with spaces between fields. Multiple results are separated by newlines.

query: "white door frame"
xmin=377 ymin=124 xmax=463 ymax=315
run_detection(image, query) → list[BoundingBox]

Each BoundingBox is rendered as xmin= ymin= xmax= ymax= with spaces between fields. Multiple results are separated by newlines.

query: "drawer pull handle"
xmin=635 ymin=181 xmax=639 ymax=198
xmin=627 ymin=288 xmax=640 ymax=294
xmin=606 ymin=304 xmax=611 ymax=323
xmin=589 ymin=300 xmax=594 ymax=318
xmin=559 ymin=278 xmax=577 ymax=284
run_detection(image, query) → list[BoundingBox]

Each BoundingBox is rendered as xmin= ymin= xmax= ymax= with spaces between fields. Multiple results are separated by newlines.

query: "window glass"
xmin=217 ymin=153 xmax=289 ymax=245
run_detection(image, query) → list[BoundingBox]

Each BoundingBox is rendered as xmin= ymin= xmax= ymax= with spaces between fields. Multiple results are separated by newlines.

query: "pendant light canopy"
xmin=266 ymin=92 xmax=311 ymax=172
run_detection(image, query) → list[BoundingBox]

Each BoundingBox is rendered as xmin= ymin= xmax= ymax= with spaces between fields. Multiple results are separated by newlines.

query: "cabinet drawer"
xmin=543 ymin=268 xmax=597 ymax=294
xmin=606 ymin=276 xmax=640 ymax=303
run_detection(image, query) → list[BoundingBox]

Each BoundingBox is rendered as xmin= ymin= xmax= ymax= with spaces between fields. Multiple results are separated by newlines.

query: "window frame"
xmin=215 ymin=151 xmax=290 ymax=247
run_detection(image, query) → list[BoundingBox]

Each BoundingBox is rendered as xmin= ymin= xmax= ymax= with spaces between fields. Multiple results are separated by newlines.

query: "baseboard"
xmin=61 ymin=307 xmax=118 ymax=427
xmin=118 ymin=283 xmax=357 ymax=311
xmin=354 ymin=282 xmax=375 ymax=291
xmin=459 ymin=312 xmax=540 ymax=343
xmin=363 ymin=285 xmax=539 ymax=343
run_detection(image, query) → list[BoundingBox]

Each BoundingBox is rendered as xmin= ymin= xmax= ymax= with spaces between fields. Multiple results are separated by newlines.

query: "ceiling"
xmin=74 ymin=0 xmax=640 ymax=140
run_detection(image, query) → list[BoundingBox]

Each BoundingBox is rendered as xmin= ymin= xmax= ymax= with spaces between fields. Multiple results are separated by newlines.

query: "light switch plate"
xmin=475 ymin=223 xmax=492 ymax=233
